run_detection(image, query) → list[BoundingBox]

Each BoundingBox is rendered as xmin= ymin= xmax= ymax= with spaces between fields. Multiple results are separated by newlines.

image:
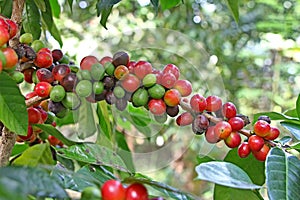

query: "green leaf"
xmin=100 ymin=6 xmax=113 ymax=29
xmin=49 ymin=0 xmax=60 ymax=18
xmin=33 ymin=124 xmax=77 ymax=146
xmin=23 ymin=0 xmax=41 ymax=40
xmin=0 ymin=72 xmax=28 ymax=135
xmin=97 ymin=101 xmax=112 ymax=139
xmin=223 ymin=148 xmax=265 ymax=185
xmin=33 ymin=0 xmax=46 ymax=12
xmin=12 ymin=143 xmax=55 ymax=166
xmin=11 ymin=143 xmax=29 ymax=157
xmin=73 ymin=98 xmax=97 ymax=139
xmin=214 ymin=149 xmax=265 ymax=200
xmin=41 ymin=0 xmax=63 ymax=46
xmin=196 ymin=155 xmax=215 ymax=164
xmin=253 ymin=111 xmax=300 ymax=125
xmin=225 ymin=0 xmax=239 ymax=23
xmin=150 ymin=0 xmax=159 ymax=13
xmin=160 ymin=0 xmax=180 ymax=10
xmin=290 ymin=142 xmax=300 ymax=152
xmin=280 ymin=121 xmax=300 ymax=140
xmin=67 ymin=0 xmax=73 ymax=12
xmin=0 ymin=166 xmax=68 ymax=199
xmin=278 ymin=136 xmax=292 ymax=145
xmin=214 ymin=185 xmax=262 ymax=200
xmin=284 ymin=109 xmax=298 ymax=118
xmin=266 ymin=147 xmax=300 ymax=200
xmin=195 ymin=161 xmax=261 ymax=189
xmin=128 ymin=105 xmax=151 ymax=127
xmin=296 ymin=94 xmax=300 ymax=119
xmin=124 ymin=175 xmax=195 ymax=200
xmin=116 ymin=130 xmax=135 ymax=172
xmin=0 ymin=0 xmax=12 ymax=17
xmin=56 ymin=143 xmax=129 ymax=172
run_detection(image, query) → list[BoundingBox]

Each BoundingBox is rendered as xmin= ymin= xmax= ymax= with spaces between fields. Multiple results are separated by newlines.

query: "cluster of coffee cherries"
xmin=100 ymin=179 xmax=162 ymax=200
xmin=0 ymin=17 xmax=19 ymax=72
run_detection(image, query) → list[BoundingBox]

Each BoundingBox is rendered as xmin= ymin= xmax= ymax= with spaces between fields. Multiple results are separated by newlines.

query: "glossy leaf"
xmin=124 ymin=175 xmax=195 ymax=200
xmin=23 ymin=0 xmax=41 ymax=40
xmin=284 ymin=109 xmax=298 ymax=118
xmin=73 ymin=98 xmax=97 ymax=139
xmin=280 ymin=121 xmax=300 ymax=140
xmin=253 ymin=112 xmax=300 ymax=125
xmin=214 ymin=185 xmax=262 ymax=200
xmin=225 ymin=0 xmax=239 ymax=23
xmin=11 ymin=143 xmax=29 ymax=157
xmin=296 ymin=94 xmax=300 ymax=119
xmin=100 ymin=6 xmax=113 ymax=29
xmin=56 ymin=143 xmax=128 ymax=172
xmin=195 ymin=161 xmax=261 ymax=189
xmin=12 ymin=143 xmax=54 ymax=166
xmin=160 ymin=0 xmax=181 ymax=10
xmin=266 ymin=147 xmax=300 ymax=200
xmin=33 ymin=0 xmax=46 ymax=12
xmin=0 ymin=72 xmax=28 ymax=135
xmin=41 ymin=0 xmax=63 ymax=46
xmin=0 ymin=0 xmax=12 ymax=17
xmin=49 ymin=0 xmax=60 ymax=18
xmin=0 ymin=166 xmax=68 ymax=199
xmin=34 ymin=124 xmax=77 ymax=146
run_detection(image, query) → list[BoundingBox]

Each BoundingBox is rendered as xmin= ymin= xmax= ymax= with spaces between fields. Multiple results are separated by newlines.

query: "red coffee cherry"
xmin=48 ymin=135 xmax=61 ymax=146
xmin=36 ymin=68 xmax=54 ymax=83
xmin=222 ymin=102 xmax=237 ymax=119
xmin=224 ymin=131 xmax=241 ymax=148
xmin=6 ymin=19 xmax=18 ymax=39
xmin=133 ymin=61 xmax=152 ymax=79
xmin=253 ymin=120 xmax=271 ymax=137
xmin=228 ymin=116 xmax=244 ymax=131
xmin=205 ymin=126 xmax=220 ymax=144
xmin=99 ymin=56 xmax=113 ymax=66
xmin=252 ymin=144 xmax=270 ymax=161
xmin=101 ymin=180 xmax=126 ymax=200
xmin=206 ymin=95 xmax=222 ymax=112
xmin=114 ymin=65 xmax=129 ymax=80
xmin=214 ymin=121 xmax=232 ymax=139
xmin=23 ymin=68 xmax=35 ymax=83
xmin=162 ymin=63 xmax=180 ymax=80
xmin=0 ymin=26 xmax=10 ymax=46
xmin=264 ymin=126 xmax=280 ymax=140
xmin=173 ymin=79 xmax=192 ymax=97
xmin=34 ymin=51 xmax=53 ymax=68
xmin=238 ymin=142 xmax=251 ymax=158
xmin=34 ymin=82 xmax=52 ymax=97
xmin=121 ymin=74 xmax=141 ymax=93
xmin=176 ymin=112 xmax=194 ymax=126
xmin=161 ymin=72 xmax=176 ymax=89
xmin=190 ymin=94 xmax=207 ymax=113
xmin=248 ymin=135 xmax=264 ymax=152
xmin=27 ymin=107 xmax=42 ymax=124
xmin=52 ymin=64 xmax=71 ymax=82
xmin=148 ymin=99 xmax=167 ymax=116
xmin=80 ymin=55 xmax=99 ymax=71
xmin=17 ymin=125 xmax=34 ymax=141
xmin=125 ymin=183 xmax=148 ymax=200
xmin=2 ymin=47 xmax=18 ymax=69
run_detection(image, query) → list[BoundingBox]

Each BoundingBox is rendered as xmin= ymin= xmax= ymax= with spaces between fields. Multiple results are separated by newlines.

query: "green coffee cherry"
xmin=91 ymin=63 xmax=105 ymax=81
xmin=132 ymin=88 xmax=149 ymax=107
xmin=50 ymin=85 xmax=66 ymax=102
xmin=75 ymin=80 xmax=93 ymax=97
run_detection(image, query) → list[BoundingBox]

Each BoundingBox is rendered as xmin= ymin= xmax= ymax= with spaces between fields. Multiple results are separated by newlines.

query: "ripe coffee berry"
xmin=264 ymin=126 xmax=280 ymax=140
xmin=52 ymin=64 xmax=71 ymax=82
xmin=222 ymin=102 xmax=237 ymax=119
xmin=125 ymin=183 xmax=148 ymax=200
xmin=133 ymin=61 xmax=152 ymax=79
xmin=34 ymin=82 xmax=52 ymax=97
xmin=192 ymin=114 xmax=209 ymax=135
xmin=34 ymin=51 xmax=53 ymax=68
xmin=121 ymin=74 xmax=140 ymax=93
xmin=173 ymin=79 xmax=192 ymax=97
xmin=36 ymin=68 xmax=54 ymax=83
xmin=248 ymin=135 xmax=264 ymax=152
xmin=238 ymin=142 xmax=251 ymax=158
xmin=2 ymin=47 xmax=18 ymax=69
xmin=163 ymin=63 xmax=180 ymax=80
xmin=225 ymin=131 xmax=241 ymax=148
xmin=101 ymin=180 xmax=126 ymax=200
xmin=114 ymin=65 xmax=129 ymax=80
xmin=166 ymin=105 xmax=179 ymax=117
xmin=163 ymin=89 xmax=181 ymax=107
xmin=148 ymin=99 xmax=167 ymax=116
xmin=214 ymin=121 xmax=232 ymax=139
xmin=205 ymin=126 xmax=220 ymax=144
xmin=80 ymin=55 xmax=99 ymax=71
xmin=253 ymin=120 xmax=271 ymax=137
xmin=190 ymin=94 xmax=207 ymax=113
xmin=252 ymin=144 xmax=270 ymax=161
xmin=228 ymin=116 xmax=244 ymax=131
xmin=206 ymin=95 xmax=222 ymax=112
xmin=27 ymin=107 xmax=42 ymax=124
xmin=161 ymin=72 xmax=176 ymax=89
xmin=176 ymin=112 xmax=194 ymax=126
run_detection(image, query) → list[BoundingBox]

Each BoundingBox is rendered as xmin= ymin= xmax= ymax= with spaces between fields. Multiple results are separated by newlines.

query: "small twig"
xmin=25 ymin=96 xmax=46 ymax=107
xmin=0 ymin=127 xmax=16 ymax=166
xmin=9 ymin=0 xmax=25 ymax=48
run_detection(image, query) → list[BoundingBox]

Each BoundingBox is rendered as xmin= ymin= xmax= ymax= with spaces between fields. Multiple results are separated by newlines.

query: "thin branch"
xmin=0 ymin=127 xmax=16 ymax=166
xmin=9 ymin=0 xmax=26 ymax=48
xmin=25 ymin=96 xmax=46 ymax=107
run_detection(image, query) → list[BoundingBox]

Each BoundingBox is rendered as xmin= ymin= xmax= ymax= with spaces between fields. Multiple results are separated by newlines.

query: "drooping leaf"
xmin=96 ymin=0 xmax=121 ymax=28
xmin=67 ymin=0 xmax=73 ymax=12
xmin=49 ymin=0 xmax=60 ymax=18
xmin=296 ymin=94 xmax=300 ymax=119
xmin=160 ymin=0 xmax=181 ymax=10
xmin=0 ymin=72 xmax=28 ymax=135
xmin=253 ymin=111 xmax=300 ymax=125
xmin=12 ymin=143 xmax=55 ymax=166
xmin=214 ymin=149 xmax=265 ymax=200
xmin=97 ymin=101 xmax=112 ymax=139
xmin=33 ymin=0 xmax=46 ymax=12
xmin=0 ymin=0 xmax=12 ymax=17
xmin=266 ymin=147 xmax=300 ymax=200
xmin=150 ymin=0 xmax=159 ymax=13
xmin=100 ymin=6 xmax=113 ymax=29
xmin=195 ymin=161 xmax=261 ymax=189
xmin=0 ymin=166 xmax=68 ymax=199
xmin=225 ymin=0 xmax=239 ymax=23
xmin=124 ymin=175 xmax=195 ymax=200
xmin=280 ymin=121 xmax=300 ymax=140
xmin=23 ymin=0 xmax=42 ymax=40
xmin=33 ymin=124 xmax=77 ymax=146
xmin=56 ymin=143 xmax=129 ymax=172
xmin=41 ymin=0 xmax=63 ymax=46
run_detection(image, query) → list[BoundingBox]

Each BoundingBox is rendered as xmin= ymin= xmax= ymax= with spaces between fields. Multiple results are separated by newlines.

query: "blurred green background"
xmin=45 ymin=0 xmax=300 ymax=199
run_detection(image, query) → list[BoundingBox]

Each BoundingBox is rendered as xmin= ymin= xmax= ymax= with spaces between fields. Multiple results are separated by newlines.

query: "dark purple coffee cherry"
xmin=166 ymin=105 xmax=179 ymax=117
xmin=192 ymin=114 xmax=209 ymax=135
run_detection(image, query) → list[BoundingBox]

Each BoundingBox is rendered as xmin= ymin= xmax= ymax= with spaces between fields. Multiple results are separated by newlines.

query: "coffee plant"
xmin=0 ymin=0 xmax=299 ymax=200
